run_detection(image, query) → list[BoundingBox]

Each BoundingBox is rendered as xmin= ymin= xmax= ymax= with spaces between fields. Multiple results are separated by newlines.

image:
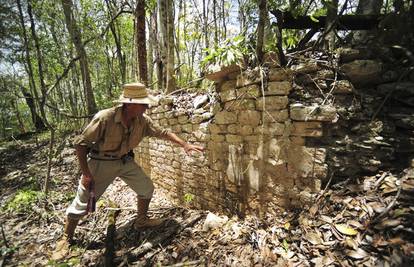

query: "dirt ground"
xmin=0 ymin=135 xmax=413 ymax=266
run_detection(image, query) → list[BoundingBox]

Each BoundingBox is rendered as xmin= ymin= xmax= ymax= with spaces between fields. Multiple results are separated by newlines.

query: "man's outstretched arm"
xmin=165 ymin=132 xmax=204 ymax=154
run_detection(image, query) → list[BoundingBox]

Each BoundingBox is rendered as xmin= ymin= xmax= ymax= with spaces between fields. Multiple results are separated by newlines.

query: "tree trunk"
xmin=166 ymin=0 xmax=176 ymax=92
xmin=16 ymin=0 xmax=46 ymax=131
xmin=323 ymin=0 xmax=338 ymax=51
xmin=105 ymin=0 xmax=126 ymax=85
xmin=135 ymin=0 xmax=148 ymax=85
xmin=256 ymin=0 xmax=267 ymax=64
xmin=61 ymin=0 xmax=97 ymax=115
xmin=213 ymin=0 xmax=218 ymax=46
xmin=158 ymin=0 xmax=167 ymax=90
xmin=221 ymin=0 xmax=227 ymax=40
xmin=147 ymin=13 xmax=154 ymax=87
xmin=354 ymin=0 xmax=383 ymax=43
xmin=27 ymin=0 xmax=55 ymax=195
xmin=11 ymin=100 xmax=26 ymax=134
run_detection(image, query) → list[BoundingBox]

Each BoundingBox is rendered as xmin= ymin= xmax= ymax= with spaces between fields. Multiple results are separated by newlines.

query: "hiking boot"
xmin=134 ymin=215 xmax=165 ymax=229
xmin=51 ymin=235 xmax=71 ymax=261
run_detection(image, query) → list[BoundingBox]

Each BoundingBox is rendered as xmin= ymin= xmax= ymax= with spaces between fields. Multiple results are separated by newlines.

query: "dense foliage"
xmin=0 ymin=0 xmax=412 ymax=139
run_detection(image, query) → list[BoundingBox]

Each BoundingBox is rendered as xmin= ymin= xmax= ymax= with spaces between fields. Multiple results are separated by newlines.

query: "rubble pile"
xmin=290 ymin=47 xmax=414 ymax=179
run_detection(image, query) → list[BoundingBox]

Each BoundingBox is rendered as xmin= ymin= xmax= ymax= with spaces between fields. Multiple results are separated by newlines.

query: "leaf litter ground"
xmin=0 ymin=136 xmax=413 ymax=266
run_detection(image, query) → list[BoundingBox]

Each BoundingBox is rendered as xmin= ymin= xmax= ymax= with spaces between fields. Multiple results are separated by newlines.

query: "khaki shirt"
xmin=74 ymin=105 xmax=170 ymax=157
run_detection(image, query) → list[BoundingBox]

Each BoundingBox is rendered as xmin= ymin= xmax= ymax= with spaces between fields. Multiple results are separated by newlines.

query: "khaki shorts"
xmin=66 ymin=158 xmax=154 ymax=219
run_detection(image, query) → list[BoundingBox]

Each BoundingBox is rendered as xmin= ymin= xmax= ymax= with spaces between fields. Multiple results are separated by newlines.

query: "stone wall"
xmin=136 ymin=47 xmax=414 ymax=216
xmin=136 ymin=67 xmax=334 ymax=216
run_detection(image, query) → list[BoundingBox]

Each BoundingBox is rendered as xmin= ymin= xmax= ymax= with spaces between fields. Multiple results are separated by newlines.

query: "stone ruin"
xmin=135 ymin=47 xmax=414 ymax=217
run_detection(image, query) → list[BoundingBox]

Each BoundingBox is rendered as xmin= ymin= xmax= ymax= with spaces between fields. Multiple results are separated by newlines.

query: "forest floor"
xmin=0 ymin=133 xmax=413 ymax=267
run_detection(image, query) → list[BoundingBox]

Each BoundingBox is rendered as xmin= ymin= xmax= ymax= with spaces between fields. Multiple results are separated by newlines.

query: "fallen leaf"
xmin=346 ymin=248 xmax=369 ymax=259
xmin=284 ymin=222 xmax=290 ymax=230
xmin=344 ymin=237 xmax=359 ymax=250
xmin=305 ymin=232 xmax=323 ymax=245
xmin=335 ymin=224 xmax=358 ymax=236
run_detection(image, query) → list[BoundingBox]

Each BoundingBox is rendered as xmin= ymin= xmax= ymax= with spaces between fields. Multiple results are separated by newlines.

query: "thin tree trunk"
xmin=135 ymin=0 xmax=148 ymax=85
xmin=11 ymin=100 xmax=26 ymax=134
xmin=158 ymin=0 xmax=168 ymax=90
xmin=147 ymin=14 xmax=154 ymax=87
xmin=105 ymin=0 xmax=126 ymax=84
xmin=213 ymin=0 xmax=218 ymax=46
xmin=61 ymin=0 xmax=97 ymax=115
xmin=323 ymin=0 xmax=338 ymax=51
xmin=16 ymin=0 xmax=46 ymax=131
xmin=256 ymin=0 xmax=267 ymax=64
xmin=354 ymin=0 xmax=383 ymax=43
xmin=202 ymin=0 xmax=209 ymax=50
xmin=27 ymin=0 xmax=55 ymax=195
xmin=166 ymin=0 xmax=176 ymax=92
xmin=221 ymin=0 xmax=227 ymax=40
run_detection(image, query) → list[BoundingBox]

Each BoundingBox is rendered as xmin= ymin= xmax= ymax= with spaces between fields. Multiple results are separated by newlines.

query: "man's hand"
xmin=183 ymin=143 xmax=204 ymax=155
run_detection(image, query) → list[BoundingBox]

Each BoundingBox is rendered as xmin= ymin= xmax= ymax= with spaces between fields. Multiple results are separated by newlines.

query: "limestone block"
xmin=332 ymin=80 xmax=354 ymax=94
xmin=211 ymin=134 xmax=225 ymax=142
xmin=236 ymin=68 xmax=261 ymax=87
xmin=219 ymin=89 xmax=237 ymax=102
xmin=240 ymin=125 xmax=253 ymax=136
xmin=290 ymin=136 xmax=306 ymax=145
xmin=244 ymin=135 xmax=260 ymax=143
xmin=165 ymin=112 xmax=174 ymax=119
xmin=254 ymin=123 xmax=285 ymax=135
xmin=238 ymin=85 xmax=261 ymax=99
xmin=221 ymin=79 xmax=237 ymax=91
xmin=182 ymin=124 xmax=193 ymax=133
xmin=291 ymin=122 xmax=323 ymax=137
xmin=340 ymin=60 xmax=382 ymax=84
xmin=208 ymin=124 xmax=227 ymax=134
xmin=197 ymin=122 xmax=210 ymax=133
xmin=160 ymin=96 xmax=174 ymax=105
xmin=168 ymin=118 xmax=178 ymax=125
xmin=159 ymin=119 xmax=168 ymax=125
xmin=256 ymin=96 xmax=288 ymax=111
xmin=268 ymin=68 xmax=293 ymax=82
xmin=226 ymin=134 xmax=242 ymax=143
xmin=191 ymin=112 xmax=213 ymax=124
xmin=227 ymin=124 xmax=238 ymax=134
xmin=172 ymin=125 xmax=181 ymax=133
xmin=292 ymin=61 xmax=320 ymax=74
xmin=174 ymin=109 xmax=186 ymax=116
xmin=336 ymin=47 xmax=369 ymax=63
xmin=317 ymin=69 xmax=335 ymax=80
xmin=193 ymin=95 xmax=209 ymax=109
xmin=210 ymin=102 xmax=222 ymax=114
xmin=266 ymin=81 xmax=292 ymax=96
xmin=211 ymin=161 xmax=225 ymax=171
xmin=226 ymin=144 xmax=244 ymax=184
xmin=152 ymin=105 xmax=165 ymax=114
xmin=290 ymin=104 xmax=337 ymax=122
xmin=263 ymin=109 xmax=289 ymax=122
xmin=238 ymin=110 xmax=261 ymax=126
xmin=246 ymin=159 xmax=260 ymax=191
xmin=224 ymin=99 xmax=256 ymax=111
xmin=178 ymin=115 xmax=189 ymax=124
xmin=193 ymin=131 xmax=210 ymax=141
xmin=215 ymin=111 xmax=238 ymax=124
xmin=287 ymin=146 xmax=327 ymax=179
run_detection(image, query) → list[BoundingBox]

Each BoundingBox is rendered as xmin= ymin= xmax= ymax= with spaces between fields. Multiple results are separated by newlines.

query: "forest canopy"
xmin=0 ymin=0 xmax=413 ymax=139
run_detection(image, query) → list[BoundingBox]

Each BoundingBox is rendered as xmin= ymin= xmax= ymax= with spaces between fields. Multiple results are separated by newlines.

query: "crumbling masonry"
xmin=136 ymin=48 xmax=414 ymax=216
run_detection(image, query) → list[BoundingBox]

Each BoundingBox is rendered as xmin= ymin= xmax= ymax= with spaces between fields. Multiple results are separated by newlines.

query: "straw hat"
xmin=115 ymin=82 xmax=157 ymax=105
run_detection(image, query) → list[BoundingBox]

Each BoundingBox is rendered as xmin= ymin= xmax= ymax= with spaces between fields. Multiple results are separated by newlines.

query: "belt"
xmin=88 ymin=150 xmax=134 ymax=163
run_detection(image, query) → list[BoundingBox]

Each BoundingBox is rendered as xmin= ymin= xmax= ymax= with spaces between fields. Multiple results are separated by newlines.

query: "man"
xmin=53 ymin=82 xmax=203 ymax=259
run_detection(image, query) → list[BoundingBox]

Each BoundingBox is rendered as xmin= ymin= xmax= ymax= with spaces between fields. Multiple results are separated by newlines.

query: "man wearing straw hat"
xmin=53 ymin=82 xmax=203 ymax=259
